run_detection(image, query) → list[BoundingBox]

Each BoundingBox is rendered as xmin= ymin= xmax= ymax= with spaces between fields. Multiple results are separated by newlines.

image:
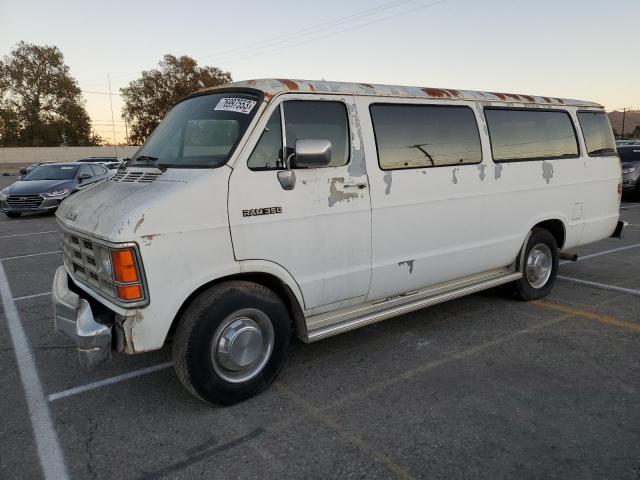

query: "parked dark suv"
xmin=620 ymin=145 xmax=640 ymax=199
xmin=0 ymin=162 xmax=109 ymax=217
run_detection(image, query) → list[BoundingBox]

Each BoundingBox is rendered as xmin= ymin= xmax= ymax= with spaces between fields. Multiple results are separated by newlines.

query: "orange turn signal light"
xmin=116 ymin=284 xmax=143 ymax=301
xmin=111 ymin=249 xmax=140 ymax=283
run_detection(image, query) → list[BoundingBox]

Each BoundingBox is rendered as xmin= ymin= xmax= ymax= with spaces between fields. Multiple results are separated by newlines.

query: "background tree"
xmin=0 ymin=41 xmax=98 ymax=147
xmin=121 ymin=54 xmax=231 ymax=144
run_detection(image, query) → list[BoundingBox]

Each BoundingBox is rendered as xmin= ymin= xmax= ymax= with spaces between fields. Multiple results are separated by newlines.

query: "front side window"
xmin=131 ymin=93 xmax=261 ymax=168
xmin=248 ymin=109 xmax=283 ymax=170
xmin=248 ymin=100 xmax=350 ymax=170
xmin=485 ymin=109 xmax=579 ymax=162
xmin=370 ymin=104 xmax=482 ymax=170
xmin=577 ymin=111 xmax=616 ymax=156
xmin=79 ymin=165 xmax=93 ymax=178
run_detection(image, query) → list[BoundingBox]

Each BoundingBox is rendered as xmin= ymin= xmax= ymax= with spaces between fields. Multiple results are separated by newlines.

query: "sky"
xmin=1 ymin=0 xmax=639 ymax=144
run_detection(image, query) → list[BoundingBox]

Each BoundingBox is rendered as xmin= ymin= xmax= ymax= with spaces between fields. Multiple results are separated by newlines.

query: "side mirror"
xmin=19 ymin=168 xmax=27 ymax=175
xmin=292 ymin=139 xmax=332 ymax=168
xmin=79 ymin=173 xmax=91 ymax=181
xmin=17 ymin=175 xmax=23 ymax=180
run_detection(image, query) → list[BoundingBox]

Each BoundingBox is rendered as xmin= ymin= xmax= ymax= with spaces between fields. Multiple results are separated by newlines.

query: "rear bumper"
xmin=52 ymin=266 xmax=112 ymax=370
xmin=611 ymin=220 xmax=628 ymax=239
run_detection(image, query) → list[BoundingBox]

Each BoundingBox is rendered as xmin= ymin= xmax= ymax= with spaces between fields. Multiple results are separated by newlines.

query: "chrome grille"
xmin=111 ymin=171 xmax=163 ymax=183
xmin=61 ymin=231 xmax=117 ymax=300
xmin=6 ymin=195 xmax=44 ymax=209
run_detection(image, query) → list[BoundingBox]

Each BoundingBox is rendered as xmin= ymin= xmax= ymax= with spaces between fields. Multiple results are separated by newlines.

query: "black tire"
xmin=5 ymin=211 xmax=21 ymax=218
xmin=512 ymin=227 xmax=559 ymax=301
xmin=172 ymin=280 xmax=291 ymax=405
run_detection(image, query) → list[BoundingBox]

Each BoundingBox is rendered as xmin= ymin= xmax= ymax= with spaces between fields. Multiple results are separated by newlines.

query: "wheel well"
xmin=533 ymin=219 xmax=566 ymax=249
xmin=167 ymin=273 xmax=306 ymax=342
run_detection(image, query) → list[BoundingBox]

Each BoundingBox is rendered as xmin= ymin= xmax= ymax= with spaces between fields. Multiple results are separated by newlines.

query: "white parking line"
xmin=48 ymin=362 xmax=173 ymax=402
xmin=621 ymin=204 xmax=640 ymax=210
xmin=0 ymin=230 xmax=57 ymax=240
xmin=560 ymin=243 xmax=640 ymax=265
xmin=0 ymin=250 xmax=61 ymax=261
xmin=14 ymin=291 xmax=52 ymax=301
xmin=0 ymin=261 xmax=69 ymax=479
xmin=0 ymin=218 xmax=56 ymax=225
xmin=557 ymin=275 xmax=640 ymax=297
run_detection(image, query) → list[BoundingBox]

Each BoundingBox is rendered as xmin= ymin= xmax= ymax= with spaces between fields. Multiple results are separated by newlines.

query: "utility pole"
xmin=124 ymin=116 xmax=129 ymax=145
xmin=621 ymin=108 xmax=626 ymax=140
xmin=107 ymin=74 xmax=118 ymax=158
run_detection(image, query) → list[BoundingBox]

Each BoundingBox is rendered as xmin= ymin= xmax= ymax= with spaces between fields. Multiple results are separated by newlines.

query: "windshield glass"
xmin=130 ymin=93 xmax=261 ymax=168
xmin=23 ymin=165 xmax=78 ymax=180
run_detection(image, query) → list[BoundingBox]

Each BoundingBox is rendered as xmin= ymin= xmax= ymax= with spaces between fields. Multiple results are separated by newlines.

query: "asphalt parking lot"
xmin=1 ymin=175 xmax=639 ymax=480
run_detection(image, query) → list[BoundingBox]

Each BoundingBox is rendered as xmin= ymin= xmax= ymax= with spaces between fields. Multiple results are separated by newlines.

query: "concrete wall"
xmin=0 ymin=146 xmax=140 ymax=173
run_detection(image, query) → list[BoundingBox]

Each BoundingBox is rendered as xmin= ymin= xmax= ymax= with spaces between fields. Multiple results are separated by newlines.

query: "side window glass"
xmin=577 ymin=111 xmax=616 ymax=156
xmin=79 ymin=165 xmax=93 ymax=178
xmin=370 ymin=104 xmax=482 ymax=170
xmin=90 ymin=165 xmax=102 ymax=176
xmin=284 ymin=101 xmax=349 ymax=168
xmin=247 ymin=109 xmax=283 ymax=170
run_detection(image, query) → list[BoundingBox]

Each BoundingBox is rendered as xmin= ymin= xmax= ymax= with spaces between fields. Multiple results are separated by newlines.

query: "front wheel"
xmin=172 ymin=281 xmax=291 ymax=405
xmin=512 ymin=228 xmax=559 ymax=301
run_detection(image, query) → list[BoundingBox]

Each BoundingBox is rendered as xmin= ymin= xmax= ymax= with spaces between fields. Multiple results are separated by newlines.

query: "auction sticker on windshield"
xmin=215 ymin=98 xmax=257 ymax=114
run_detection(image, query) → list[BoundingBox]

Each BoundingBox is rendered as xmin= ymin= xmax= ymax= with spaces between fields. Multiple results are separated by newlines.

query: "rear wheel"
xmin=512 ymin=228 xmax=559 ymax=300
xmin=5 ymin=212 xmax=21 ymax=218
xmin=173 ymin=281 xmax=291 ymax=405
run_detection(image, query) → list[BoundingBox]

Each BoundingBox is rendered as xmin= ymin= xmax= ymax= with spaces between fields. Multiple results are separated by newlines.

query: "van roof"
xmin=201 ymin=79 xmax=603 ymax=109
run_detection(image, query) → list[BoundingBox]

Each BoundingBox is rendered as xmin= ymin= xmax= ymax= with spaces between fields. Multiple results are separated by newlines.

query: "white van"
xmin=53 ymin=79 xmax=626 ymax=404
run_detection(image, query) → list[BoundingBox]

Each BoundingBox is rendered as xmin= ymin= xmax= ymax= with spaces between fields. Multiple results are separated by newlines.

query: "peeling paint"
xmin=398 ymin=260 xmax=415 ymax=274
xmin=452 ymin=168 xmax=459 ymax=184
xmin=383 ymin=172 xmax=392 ymax=195
xmin=328 ymin=178 xmax=358 ymax=207
xmin=542 ymin=161 xmax=554 ymax=184
xmin=494 ymin=163 xmax=503 ymax=180
xmin=197 ymin=79 xmax=602 ymax=109
xmin=346 ymin=101 xmax=367 ymax=178
xmin=133 ymin=214 xmax=145 ymax=233
xmin=477 ymin=164 xmax=486 ymax=181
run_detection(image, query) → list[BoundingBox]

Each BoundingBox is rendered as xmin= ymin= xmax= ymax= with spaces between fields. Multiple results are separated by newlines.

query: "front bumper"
xmin=52 ymin=266 xmax=112 ymax=370
xmin=0 ymin=197 xmax=64 ymax=212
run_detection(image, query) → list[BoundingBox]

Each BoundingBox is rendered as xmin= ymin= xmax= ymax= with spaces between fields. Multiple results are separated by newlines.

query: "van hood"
xmin=56 ymin=167 xmax=231 ymax=242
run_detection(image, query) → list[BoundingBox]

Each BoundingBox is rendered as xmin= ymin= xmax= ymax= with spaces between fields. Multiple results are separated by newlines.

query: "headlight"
xmin=0 ymin=188 xmax=8 ymax=200
xmin=93 ymin=246 xmax=113 ymax=276
xmin=42 ymin=188 xmax=71 ymax=198
xmin=622 ymin=166 xmax=636 ymax=175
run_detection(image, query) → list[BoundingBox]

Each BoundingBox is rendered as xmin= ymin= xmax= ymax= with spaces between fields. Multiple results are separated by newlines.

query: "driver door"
xmin=228 ymin=96 xmax=371 ymax=312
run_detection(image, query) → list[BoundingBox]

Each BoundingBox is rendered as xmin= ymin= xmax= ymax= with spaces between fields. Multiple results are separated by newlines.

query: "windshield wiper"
xmin=133 ymin=155 xmax=167 ymax=172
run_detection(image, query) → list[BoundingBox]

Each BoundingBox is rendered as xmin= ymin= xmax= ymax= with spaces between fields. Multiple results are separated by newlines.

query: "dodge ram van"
xmin=53 ymin=79 xmax=626 ymax=404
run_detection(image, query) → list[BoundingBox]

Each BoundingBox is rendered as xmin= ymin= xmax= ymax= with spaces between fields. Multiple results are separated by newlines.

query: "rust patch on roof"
xmin=277 ymin=79 xmax=299 ymax=90
xmin=422 ymin=88 xmax=456 ymax=98
xmin=542 ymin=97 xmax=551 ymax=103
xmin=360 ymin=83 xmax=375 ymax=89
xmin=445 ymin=89 xmax=461 ymax=97
xmin=555 ymin=98 xmax=564 ymax=104
xmin=521 ymin=95 xmax=535 ymax=102
xmin=307 ymin=82 xmax=316 ymax=92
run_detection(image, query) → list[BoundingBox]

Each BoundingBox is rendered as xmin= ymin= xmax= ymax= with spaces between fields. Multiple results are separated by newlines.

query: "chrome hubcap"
xmin=525 ymin=243 xmax=553 ymax=289
xmin=211 ymin=309 xmax=274 ymax=383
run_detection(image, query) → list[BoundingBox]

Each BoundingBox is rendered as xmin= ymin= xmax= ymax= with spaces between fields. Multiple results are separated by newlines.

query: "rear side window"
xmin=485 ymin=109 xmax=579 ymax=162
xmin=577 ymin=111 xmax=616 ymax=156
xmin=90 ymin=164 xmax=106 ymax=176
xmin=370 ymin=104 xmax=482 ymax=170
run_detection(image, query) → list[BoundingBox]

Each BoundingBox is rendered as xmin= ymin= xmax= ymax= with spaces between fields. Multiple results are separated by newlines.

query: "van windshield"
xmin=130 ymin=93 xmax=261 ymax=168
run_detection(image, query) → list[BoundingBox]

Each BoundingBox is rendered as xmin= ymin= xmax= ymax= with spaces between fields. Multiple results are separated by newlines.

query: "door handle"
xmin=343 ymin=183 xmax=367 ymax=189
